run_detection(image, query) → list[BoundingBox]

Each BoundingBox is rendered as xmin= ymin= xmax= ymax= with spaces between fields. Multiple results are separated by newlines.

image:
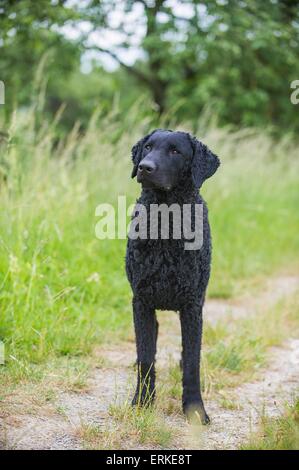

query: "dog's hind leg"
xmin=132 ymin=297 xmax=158 ymax=407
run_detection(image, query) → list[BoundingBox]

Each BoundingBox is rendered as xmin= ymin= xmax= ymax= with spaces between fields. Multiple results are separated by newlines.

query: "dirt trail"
xmin=205 ymin=275 xmax=299 ymax=326
xmin=170 ymin=339 xmax=299 ymax=449
xmin=0 ymin=276 xmax=298 ymax=450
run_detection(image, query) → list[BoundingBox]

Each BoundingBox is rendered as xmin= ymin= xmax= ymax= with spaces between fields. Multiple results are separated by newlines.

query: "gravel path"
xmin=0 ymin=276 xmax=298 ymax=450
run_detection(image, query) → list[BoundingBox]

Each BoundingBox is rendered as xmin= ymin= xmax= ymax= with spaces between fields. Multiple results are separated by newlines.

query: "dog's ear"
xmin=131 ymin=130 xmax=158 ymax=178
xmin=190 ymin=137 xmax=220 ymax=189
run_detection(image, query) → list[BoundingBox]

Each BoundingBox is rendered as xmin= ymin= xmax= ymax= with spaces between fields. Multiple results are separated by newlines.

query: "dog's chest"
xmin=126 ymin=238 xmax=203 ymax=302
xmin=125 ymin=193 xmax=211 ymax=308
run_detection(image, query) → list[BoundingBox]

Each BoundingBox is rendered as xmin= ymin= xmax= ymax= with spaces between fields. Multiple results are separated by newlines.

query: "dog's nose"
xmin=138 ymin=161 xmax=157 ymax=173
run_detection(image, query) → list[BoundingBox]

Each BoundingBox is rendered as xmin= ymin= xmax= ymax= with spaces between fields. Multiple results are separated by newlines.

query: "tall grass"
xmin=0 ymin=102 xmax=298 ymax=376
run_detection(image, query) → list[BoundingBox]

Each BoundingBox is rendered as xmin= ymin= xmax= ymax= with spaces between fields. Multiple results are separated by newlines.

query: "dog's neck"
xmin=140 ymin=177 xmax=200 ymax=205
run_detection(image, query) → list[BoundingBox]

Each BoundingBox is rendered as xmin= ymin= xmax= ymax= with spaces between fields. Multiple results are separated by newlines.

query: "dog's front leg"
xmin=180 ymin=301 xmax=210 ymax=424
xmin=132 ymin=297 xmax=158 ymax=407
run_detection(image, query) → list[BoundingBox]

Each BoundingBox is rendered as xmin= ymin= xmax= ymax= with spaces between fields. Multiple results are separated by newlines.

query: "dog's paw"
xmin=183 ymin=400 xmax=210 ymax=425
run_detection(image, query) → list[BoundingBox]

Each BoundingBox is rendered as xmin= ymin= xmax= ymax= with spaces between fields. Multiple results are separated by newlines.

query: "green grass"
xmin=242 ymin=399 xmax=299 ymax=450
xmin=77 ymin=402 xmax=175 ymax=450
xmin=157 ymin=294 xmax=299 ymax=403
xmin=203 ymin=294 xmax=299 ymax=390
xmin=0 ymin=103 xmax=299 ymax=383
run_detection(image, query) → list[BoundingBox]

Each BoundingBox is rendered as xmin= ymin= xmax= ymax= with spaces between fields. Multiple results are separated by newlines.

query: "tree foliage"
xmin=0 ymin=0 xmax=299 ymax=131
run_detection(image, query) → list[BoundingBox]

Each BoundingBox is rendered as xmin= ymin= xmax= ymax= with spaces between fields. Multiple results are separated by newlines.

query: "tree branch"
xmin=84 ymin=45 xmax=152 ymax=86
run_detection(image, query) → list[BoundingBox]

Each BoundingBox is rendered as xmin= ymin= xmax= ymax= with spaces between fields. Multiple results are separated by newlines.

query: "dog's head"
xmin=131 ymin=129 xmax=220 ymax=191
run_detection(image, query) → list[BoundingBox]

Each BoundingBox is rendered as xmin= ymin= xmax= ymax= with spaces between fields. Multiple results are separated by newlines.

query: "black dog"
xmin=126 ymin=129 xmax=220 ymax=424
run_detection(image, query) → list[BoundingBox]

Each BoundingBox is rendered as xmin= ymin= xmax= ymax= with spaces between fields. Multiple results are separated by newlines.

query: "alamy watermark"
xmin=0 ymin=81 xmax=4 ymax=105
xmin=95 ymin=196 xmax=203 ymax=250
xmin=290 ymin=80 xmax=299 ymax=105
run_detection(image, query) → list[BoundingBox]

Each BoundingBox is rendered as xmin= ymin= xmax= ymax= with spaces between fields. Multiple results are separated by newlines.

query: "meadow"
xmin=0 ymin=101 xmax=299 ymax=449
xmin=0 ymin=99 xmax=299 ymax=377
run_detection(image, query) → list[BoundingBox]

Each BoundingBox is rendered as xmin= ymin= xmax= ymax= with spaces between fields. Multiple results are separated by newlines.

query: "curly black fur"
xmin=126 ymin=129 xmax=220 ymax=424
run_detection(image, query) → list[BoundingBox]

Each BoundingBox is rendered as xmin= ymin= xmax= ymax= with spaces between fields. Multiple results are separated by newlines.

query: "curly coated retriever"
xmin=126 ymin=129 xmax=220 ymax=424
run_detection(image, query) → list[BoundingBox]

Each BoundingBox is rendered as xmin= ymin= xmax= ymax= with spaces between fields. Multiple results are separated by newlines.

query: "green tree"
xmin=83 ymin=0 xmax=299 ymax=128
xmin=0 ymin=0 xmax=81 ymax=114
xmin=1 ymin=0 xmax=299 ymax=131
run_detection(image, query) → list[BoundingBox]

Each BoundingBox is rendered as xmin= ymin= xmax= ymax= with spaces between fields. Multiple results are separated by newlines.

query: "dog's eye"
xmin=170 ymin=148 xmax=179 ymax=155
xmin=145 ymin=144 xmax=152 ymax=151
